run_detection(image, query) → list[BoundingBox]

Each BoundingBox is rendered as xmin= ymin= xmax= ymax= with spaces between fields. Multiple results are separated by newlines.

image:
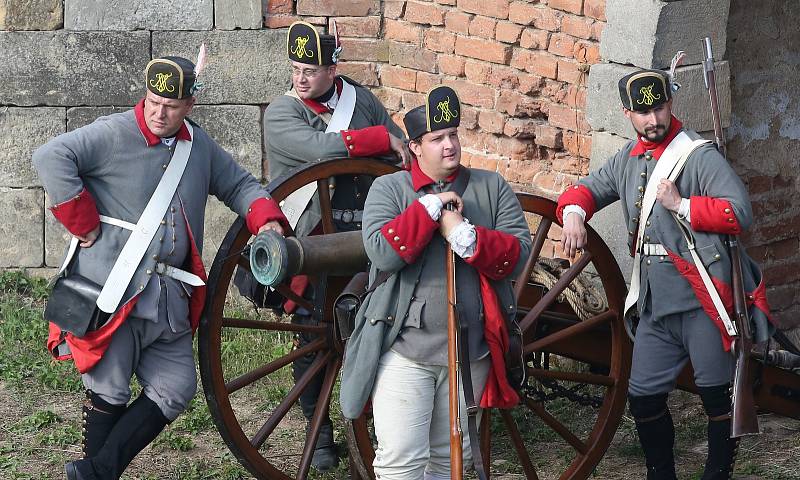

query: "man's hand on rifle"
xmin=561 ymin=212 xmax=587 ymax=260
xmin=434 ymin=191 xmax=463 ymax=214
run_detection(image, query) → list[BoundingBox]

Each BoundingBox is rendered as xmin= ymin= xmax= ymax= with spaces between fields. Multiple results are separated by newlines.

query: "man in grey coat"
xmin=558 ymin=69 xmax=772 ymax=480
xmin=341 ymin=86 xmax=532 ymax=480
xmin=34 ymin=55 xmax=288 ymax=480
xmin=255 ymin=21 xmax=409 ymax=470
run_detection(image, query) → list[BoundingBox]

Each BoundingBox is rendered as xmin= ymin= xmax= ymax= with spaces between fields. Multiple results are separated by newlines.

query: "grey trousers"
xmin=81 ymin=301 xmax=196 ymax=421
xmin=629 ymin=305 xmax=734 ymax=397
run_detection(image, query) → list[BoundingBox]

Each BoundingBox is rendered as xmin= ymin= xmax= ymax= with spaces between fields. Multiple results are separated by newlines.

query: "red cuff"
xmin=381 ymin=200 xmax=439 ymax=263
xmin=49 ymin=187 xmax=100 ymax=237
xmin=342 ymin=125 xmax=391 ymax=157
xmin=246 ymin=197 xmax=290 ymax=236
xmin=466 ymin=226 xmax=521 ymax=280
xmin=556 ymin=184 xmax=596 ymax=224
xmin=689 ymin=196 xmax=742 ymax=235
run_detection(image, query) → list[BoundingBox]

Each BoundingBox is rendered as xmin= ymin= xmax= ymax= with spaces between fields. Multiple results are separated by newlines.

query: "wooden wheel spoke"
xmin=514 ymin=218 xmax=552 ymax=301
xmin=499 ymin=409 xmax=540 ymax=480
xmin=225 ymin=338 xmax=326 ymax=394
xmin=273 ymin=283 xmax=315 ymax=312
xmin=523 ymin=310 xmax=616 ymax=355
xmin=519 ymin=252 xmax=593 ymax=333
xmin=522 ymin=396 xmax=588 ymax=455
xmin=526 ymin=367 xmax=615 ymax=387
xmin=297 ymin=358 xmax=342 ymax=479
xmin=317 ymin=179 xmax=336 ymax=234
xmin=222 ymin=317 xmax=326 ymax=334
xmin=250 ymin=350 xmax=332 ymax=449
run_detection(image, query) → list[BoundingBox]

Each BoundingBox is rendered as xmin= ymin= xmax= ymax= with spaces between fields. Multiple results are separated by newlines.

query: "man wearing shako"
xmin=33 ymin=54 xmax=289 ymax=479
xmin=257 ymin=20 xmax=409 ymax=470
xmin=558 ymin=69 xmax=772 ymax=479
xmin=340 ymin=86 xmax=532 ymax=479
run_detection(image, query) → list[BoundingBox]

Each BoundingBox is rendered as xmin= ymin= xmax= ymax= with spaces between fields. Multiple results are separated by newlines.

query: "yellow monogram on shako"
xmin=433 ymin=96 xmax=459 ymax=124
xmin=637 ymin=83 xmax=661 ymax=107
xmin=150 ymin=72 xmax=175 ymax=94
xmin=291 ymin=35 xmax=314 ymax=59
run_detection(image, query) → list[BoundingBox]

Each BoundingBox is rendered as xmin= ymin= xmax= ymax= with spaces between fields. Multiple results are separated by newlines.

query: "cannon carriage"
xmin=198 ymin=158 xmax=800 ymax=480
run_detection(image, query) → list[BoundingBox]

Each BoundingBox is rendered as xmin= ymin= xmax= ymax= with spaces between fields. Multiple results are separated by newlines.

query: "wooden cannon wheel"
xmin=199 ymin=158 xmax=631 ymax=480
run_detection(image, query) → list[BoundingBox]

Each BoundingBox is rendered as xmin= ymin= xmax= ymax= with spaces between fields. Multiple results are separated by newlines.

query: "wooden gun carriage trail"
xmin=197 ymin=157 xmax=800 ymax=480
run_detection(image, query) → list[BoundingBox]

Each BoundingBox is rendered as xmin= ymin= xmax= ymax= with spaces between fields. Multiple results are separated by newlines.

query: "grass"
xmin=1 ymin=269 xmax=799 ymax=479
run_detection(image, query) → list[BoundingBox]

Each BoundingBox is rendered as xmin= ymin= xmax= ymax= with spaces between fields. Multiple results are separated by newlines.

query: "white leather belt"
xmin=155 ymin=262 xmax=205 ymax=286
xmin=639 ymin=243 xmax=668 ymax=256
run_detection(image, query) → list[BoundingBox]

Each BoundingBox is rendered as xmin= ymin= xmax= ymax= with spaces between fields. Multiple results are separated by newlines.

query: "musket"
xmin=702 ymin=37 xmax=760 ymax=437
xmin=445 ymin=204 xmax=464 ymax=479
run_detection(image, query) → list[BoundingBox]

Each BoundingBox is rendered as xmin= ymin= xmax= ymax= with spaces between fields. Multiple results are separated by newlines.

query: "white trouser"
xmin=372 ymin=350 xmax=490 ymax=480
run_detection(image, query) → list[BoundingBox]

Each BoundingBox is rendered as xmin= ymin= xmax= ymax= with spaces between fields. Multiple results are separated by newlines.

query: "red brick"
xmin=424 ymin=28 xmax=457 ymax=53
xmin=764 ymin=284 xmax=799 ymax=311
xmin=266 ymin=0 xmax=293 ymax=14
xmin=340 ymin=38 xmax=389 ymax=62
xmin=764 ymin=259 xmax=800 ymax=286
xmin=445 ymin=10 xmax=472 ymax=33
xmin=297 ymin=0 xmax=380 ymax=16
xmin=511 ymin=49 xmax=558 ymax=78
xmin=503 ymin=118 xmax=537 ymax=138
xmin=516 ymin=72 xmax=545 ymax=95
xmin=487 ymin=65 xmax=519 ymax=89
xmin=478 ymin=109 xmax=506 ymax=133
xmin=535 ymin=124 xmax=563 ymax=148
xmin=438 ymin=54 xmax=466 ymax=76
xmin=385 ymin=0 xmax=407 ymax=19
xmin=497 ymin=137 xmax=536 ymax=161
xmin=548 ymin=103 xmax=589 ymax=131
xmin=415 ymin=71 xmax=442 ymax=92
xmin=563 ymin=85 xmax=587 ymax=108
xmin=436 ymin=0 xmax=457 ymax=5
xmin=337 ymin=62 xmax=379 ymax=86
xmin=404 ymin=1 xmax=445 ymax=25
xmin=558 ymin=58 xmax=589 ymax=84
xmin=330 ymin=17 xmax=382 ymax=37
xmin=469 ymin=16 xmax=497 ymax=39
xmin=548 ymin=0 xmax=583 ymax=14
xmin=460 ymin=105 xmax=479 ymax=129
xmin=375 ymin=87 xmax=404 ymax=111
xmin=381 ymin=65 xmax=417 ymax=90
xmin=388 ymin=41 xmax=438 ymax=72
xmin=583 ymin=0 xmax=606 ymax=21
xmin=563 ymin=131 xmax=592 ymax=158
xmin=455 ymin=36 xmax=512 ymax=64
xmin=575 ymin=42 xmax=601 ymax=63
xmin=264 ymin=15 xmax=300 ymax=28
xmin=464 ymin=59 xmax=492 ymax=84
xmin=458 ymin=0 xmax=511 ymax=20
xmin=460 ymin=129 xmax=496 ymax=151
xmin=535 ymin=7 xmax=562 ymax=31
xmin=548 ymin=33 xmax=576 ymax=57
xmin=561 ymin=14 xmax=594 ymax=39
xmin=508 ymin=1 xmax=538 ymax=25
xmin=401 ymin=90 xmax=426 ymax=110
xmin=443 ymin=79 xmax=495 ymax=108
xmin=385 ymin=19 xmax=422 ymax=44
xmin=464 ymin=151 xmax=501 ymax=172
xmin=520 ymin=28 xmax=549 ymax=49
xmin=591 ymin=21 xmax=604 ymax=41
xmin=496 ymin=90 xmax=545 ymax=117
xmin=495 ymin=22 xmax=523 ymax=43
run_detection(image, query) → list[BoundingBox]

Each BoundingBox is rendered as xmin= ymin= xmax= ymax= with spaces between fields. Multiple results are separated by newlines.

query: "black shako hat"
xmin=287 ymin=21 xmax=338 ymax=66
xmin=404 ymin=86 xmax=461 ymax=141
xmin=618 ymin=69 xmax=672 ymax=112
xmin=145 ymin=57 xmax=197 ymax=100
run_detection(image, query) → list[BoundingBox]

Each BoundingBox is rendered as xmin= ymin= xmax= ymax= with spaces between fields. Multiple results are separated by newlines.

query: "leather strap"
xmin=457 ymin=311 xmax=488 ymax=480
xmin=639 ymin=243 xmax=668 ymax=256
xmin=96 ymin=120 xmax=195 ymax=313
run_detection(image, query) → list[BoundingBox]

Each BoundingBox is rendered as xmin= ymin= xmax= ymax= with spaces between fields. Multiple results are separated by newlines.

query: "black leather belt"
xmin=332 ymin=209 xmax=363 ymax=223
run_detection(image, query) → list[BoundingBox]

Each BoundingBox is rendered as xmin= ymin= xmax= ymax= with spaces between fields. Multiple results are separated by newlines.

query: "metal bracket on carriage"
xmin=249 ymin=229 xmax=369 ymax=286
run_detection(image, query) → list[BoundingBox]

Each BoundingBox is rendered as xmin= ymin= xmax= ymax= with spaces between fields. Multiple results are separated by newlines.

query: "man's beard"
xmin=638 ymin=124 xmax=668 ymax=143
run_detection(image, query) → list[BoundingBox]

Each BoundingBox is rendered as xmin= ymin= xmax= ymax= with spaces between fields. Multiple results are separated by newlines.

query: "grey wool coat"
xmin=339 ymin=167 xmax=532 ymax=419
xmin=263 ymin=76 xmax=405 ymax=236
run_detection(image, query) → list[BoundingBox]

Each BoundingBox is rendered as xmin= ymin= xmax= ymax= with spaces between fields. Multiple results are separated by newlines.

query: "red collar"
xmin=134 ymin=99 xmax=192 ymax=147
xmin=629 ymin=115 xmax=683 ymax=160
xmin=411 ymin=160 xmax=461 ymax=192
xmin=300 ymin=78 xmax=343 ymax=115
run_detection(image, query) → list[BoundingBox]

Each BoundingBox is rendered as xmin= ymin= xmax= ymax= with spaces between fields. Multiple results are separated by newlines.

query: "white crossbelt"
xmin=280 ymin=78 xmax=358 ymax=229
xmin=639 ymin=243 xmax=668 ymax=256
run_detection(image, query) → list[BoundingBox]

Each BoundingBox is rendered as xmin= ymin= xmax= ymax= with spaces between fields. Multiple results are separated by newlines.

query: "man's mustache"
xmin=645 ymin=124 xmax=666 ymax=133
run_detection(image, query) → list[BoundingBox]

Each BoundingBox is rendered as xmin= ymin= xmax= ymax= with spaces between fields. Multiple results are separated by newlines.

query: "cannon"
xmin=198 ymin=158 xmax=800 ymax=480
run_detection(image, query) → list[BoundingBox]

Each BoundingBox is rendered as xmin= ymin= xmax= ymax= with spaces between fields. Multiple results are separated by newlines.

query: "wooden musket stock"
xmin=446 ymin=218 xmax=464 ymax=479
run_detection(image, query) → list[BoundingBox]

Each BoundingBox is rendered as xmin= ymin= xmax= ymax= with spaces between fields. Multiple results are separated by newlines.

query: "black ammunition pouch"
xmin=45 ymin=274 xmax=110 ymax=337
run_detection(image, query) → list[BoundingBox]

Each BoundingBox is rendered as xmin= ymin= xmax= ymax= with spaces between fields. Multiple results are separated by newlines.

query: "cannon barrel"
xmin=250 ymin=230 xmax=369 ymax=287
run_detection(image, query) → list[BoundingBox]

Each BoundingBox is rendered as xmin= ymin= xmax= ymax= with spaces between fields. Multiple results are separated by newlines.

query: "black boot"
xmin=629 ymin=394 xmax=677 ymax=480
xmin=66 ymin=394 xmax=169 ymax=480
xmin=81 ymin=391 xmax=126 ymax=458
xmin=292 ymin=314 xmax=338 ymax=471
xmin=698 ymin=385 xmax=739 ymax=479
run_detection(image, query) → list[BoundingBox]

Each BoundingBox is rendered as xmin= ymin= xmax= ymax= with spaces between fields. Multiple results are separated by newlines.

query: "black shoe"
xmin=701 ymin=418 xmax=739 ymax=480
xmin=310 ymin=422 xmax=339 ymax=472
xmin=81 ymin=390 xmax=126 ymax=459
xmin=65 ymin=459 xmax=96 ymax=480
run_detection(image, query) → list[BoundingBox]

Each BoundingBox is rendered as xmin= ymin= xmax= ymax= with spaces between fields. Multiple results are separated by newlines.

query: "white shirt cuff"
xmin=418 ymin=194 xmax=443 ymax=221
xmin=677 ymin=198 xmax=691 ymax=221
xmin=563 ymin=205 xmax=587 ymax=221
xmin=447 ymin=219 xmax=477 ymax=258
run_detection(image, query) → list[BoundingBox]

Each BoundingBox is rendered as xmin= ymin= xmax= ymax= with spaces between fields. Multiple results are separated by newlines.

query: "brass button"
xmin=329 ymin=183 xmax=335 ymax=189
xmin=659 ymin=256 xmax=665 ymax=261
xmin=724 ymin=208 xmax=731 ymax=214
xmin=638 ymin=186 xmax=644 ymax=192
xmin=573 ymin=185 xmax=579 ymax=189
xmin=152 ymin=254 xmax=158 ymax=260
xmin=162 ymin=164 xmax=167 ymax=170
xmin=248 ymin=207 xmax=252 ymax=212
xmin=629 ymin=230 xmax=635 ymax=235
xmin=646 ymin=259 xmax=651 ymax=265
xmin=399 ymin=245 xmax=407 ymax=251
xmin=644 ymin=235 xmax=650 ymax=242
xmin=498 ymin=269 xmax=504 ymax=274
xmin=644 ymin=153 xmax=653 ymax=160
xmin=714 ymin=253 xmax=721 ymax=259
xmin=727 ymin=218 xmax=735 ymax=223
xmin=393 ymin=236 xmax=400 ymax=241
xmin=388 ymin=228 xmax=394 ymax=234
xmin=387 ymin=316 xmax=393 ymax=321
xmin=635 ymin=202 xmax=642 ymax=209
xmin=640 ymin=172 xmax=647 ymax=178
xmin=646 ymin=220 xmax=651 ymax=227
xmin=161 ymin=220 xmax=167 ymax=225
xmin=348 ymin=145 xmax=354 ymax=150
xmin=503 ymin=261 xmax=509 ymax=266
xmin=146 ymin=269 xmax=152 ymax=275
xmin=139 ymin=284 xmax=145 ymax=290
xmin=632 ymin=217 xmax=639 ymax=223
xmin=346 ymin=135 xmax=352 ymax=141
xmin=370 ymin=319 xmax=377 ymax=325
xmin=171 ymin=207 xmax=176 ymax=213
